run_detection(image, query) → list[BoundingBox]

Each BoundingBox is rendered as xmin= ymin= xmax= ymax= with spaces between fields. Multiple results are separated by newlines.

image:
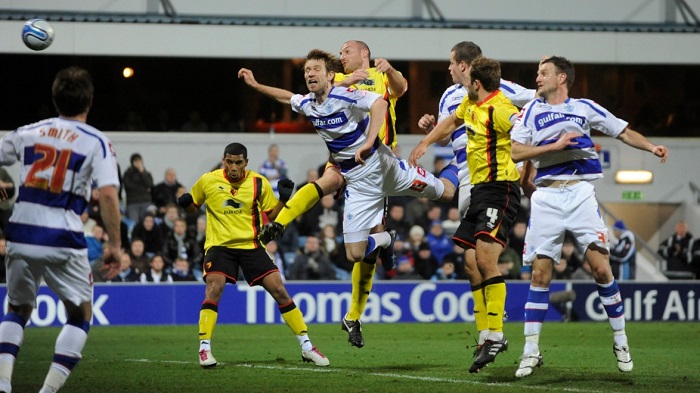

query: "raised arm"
xmin=616 ymin=127 xmax=668 ymax=163
xmin=374 ymin=58 xmax=408 ymax=98
xmin=238 ymin=68 xmax=293 ymax=104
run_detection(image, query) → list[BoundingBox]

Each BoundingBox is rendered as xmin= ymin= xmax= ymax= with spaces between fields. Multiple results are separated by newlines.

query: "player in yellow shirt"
xmin=257 ymin=41 xmax=408 ymax=348
xmin=178 ymin=142 xmax=329 ymax=368
xmin=409 ymin=57 xmax=521 ymax=373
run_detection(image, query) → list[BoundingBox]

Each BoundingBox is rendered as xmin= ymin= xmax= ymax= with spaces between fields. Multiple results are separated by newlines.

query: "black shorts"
xmin=203 ymin=246 xmax=278 ymax=286
xmin=453 ymin=181 xmax=521 ymax=249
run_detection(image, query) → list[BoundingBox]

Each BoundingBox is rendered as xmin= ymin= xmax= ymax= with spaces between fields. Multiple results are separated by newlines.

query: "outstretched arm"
xmin=616 ymin=127 xmax=668 ymax=163
xmin=238 ymin=68 xmax=293 ymax=104
xmin=408 ymin=113 xmax=462 ymax=167
xmin=511 ymin=132 xmax=581 ymax=163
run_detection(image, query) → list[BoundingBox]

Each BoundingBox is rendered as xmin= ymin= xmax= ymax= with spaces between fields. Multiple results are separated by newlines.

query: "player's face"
xmin=304 ymin=59 xmax=331 ymax=94
xmin=448 ymin=51 xmax=467 ymax=85
xmin=465 ymin=72 xmax=478 ymax=101
xmin=536 ymin=62 xmax=560 ymax=99
xmin=222 ymin=153 xmax=248 ymax=182
xmin=339 ymin=41 xmax=364 ymax=73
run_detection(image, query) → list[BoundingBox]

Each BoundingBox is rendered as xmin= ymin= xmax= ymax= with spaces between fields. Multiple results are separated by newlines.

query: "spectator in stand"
xmin=191 ymin=215 xmax=207 ymax=274
xmin=316 ymin=194 xmax=343 ymax=234
xmin=265 ymin=240 xmax=288 ymax=281
xmin=320 ymin=224 xmax=351 ymax=277
xmin=442 ymin=207 xmax=461 ymax=238
xmin=556 ymin=234 xmax=583 ymax=279
xmin=297 ymin=168 xmax=320 ymax=192
xmin=609 ymin=220 xmax=636 ymax=280
xmin=171 ymin=256 xmax=197 ymax=281
xmin=407 ymin=225 xmax=426 ymax=254
xmin=162 ymin=218 xmax=198 ymax=268
xmin=420 ymin=204 xmax=443 ymax=234
xmin=392 ymin=255 xmax=421 ymax=280
xmin=152 ymin=168 xmax=186 ymax=217
xmin=180 ymin=110 xmax=209 ymax=132
xmin=571 ymin=258 xmax=594 ymax=280
xmin=426 ymin=220 xmax=453 ymax=264
xmin=140 ymin=254 xmax=173 ymax=283
xmin=432 ymin=260 xmax=458 ymax=281
xmin=688 ymin=236 xmax=700 ymax=278
xmin=288 ymin=236 xmax=336 ymax=280
xmin=277 ymin=220 xmax=301 ymax=256
xmin=413 ymin=242 xmax=439 ymax=280
xmin=658 ymin=220 xmax=694 ymax=276
xmin=123 ymin=153 xmax=154 ymax=222
xmin=110 ymin=252 xmax=140 ymax=282
xmin=129 ymin=238 xmax=150 ymax=275
xmin=443 ymin=243 xmax=468 ymax=279
xmin=385 ymin=204 xmax=411 ymax=241
xmin=498 ymin=246 xmax=522 ymax=280
xmin=259 ymin=144 xmax=289 ymax=198
xmin=404 ymin=198 xmax=431 ymax=230
xmin=86 ymin=224 xmax=106 ymax=266
xmin=297 ymin=194 xmax=341 ymax=236
xmin=159 ymin=203 xmax=182 ymax=236
xmin=131 ymin=212 xmax=164 ymax=257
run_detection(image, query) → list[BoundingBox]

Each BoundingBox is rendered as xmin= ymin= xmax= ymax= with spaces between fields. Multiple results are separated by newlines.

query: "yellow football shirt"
xmin=190 ymin=169 xmax=278 ymax=251
xmin=455 ymin=90 xmax=520 ymax=185
xmin=334 ymin=67 xmax=404 ymax=149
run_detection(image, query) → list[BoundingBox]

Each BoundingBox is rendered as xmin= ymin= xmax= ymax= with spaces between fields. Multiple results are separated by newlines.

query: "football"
xmin=21 ymin=18 xmax=55 ymax=51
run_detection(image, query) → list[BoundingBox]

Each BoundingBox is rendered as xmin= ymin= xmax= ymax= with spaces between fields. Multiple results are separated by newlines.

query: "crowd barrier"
xmin=1 ymin=281 xmax=698 ymax=327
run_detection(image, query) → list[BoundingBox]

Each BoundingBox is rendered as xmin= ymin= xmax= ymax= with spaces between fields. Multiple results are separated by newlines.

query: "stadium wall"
xmin=3 ymin=281 xmax=698 ymax=327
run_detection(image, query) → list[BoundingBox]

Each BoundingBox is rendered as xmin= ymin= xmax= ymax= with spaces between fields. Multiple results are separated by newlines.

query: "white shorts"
xmin=522 ymin=181 xmax=609 ymax=265
xmin=458 ymin=178 xmax=473 ymax=218
xmin=5 ymin=244 xmax=92 ymax=309
xmin=342 ymin=144 xmax=444 ymax=239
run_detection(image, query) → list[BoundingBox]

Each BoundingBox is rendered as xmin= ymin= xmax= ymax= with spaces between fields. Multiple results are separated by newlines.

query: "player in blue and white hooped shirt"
xmin=510 ymin=56 xmax=667 ymax=378
xmin=239 ymin=49 xmax=455 ymax=348
xmin=419 ymin=41 xmax=536 ymax=218
xmin=417 ymin=42 xmax=536 ymax=359
xmin=0 ymin=67 xmax=122 ymax=393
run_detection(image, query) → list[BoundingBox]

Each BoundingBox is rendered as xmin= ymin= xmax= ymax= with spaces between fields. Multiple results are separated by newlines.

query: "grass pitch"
xmin=12 ymin=321 xmax=700 ymax=392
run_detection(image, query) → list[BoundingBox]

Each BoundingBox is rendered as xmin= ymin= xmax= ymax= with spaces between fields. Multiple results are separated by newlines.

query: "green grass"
xmin=12 ymin=321 xmax=700 ymax=392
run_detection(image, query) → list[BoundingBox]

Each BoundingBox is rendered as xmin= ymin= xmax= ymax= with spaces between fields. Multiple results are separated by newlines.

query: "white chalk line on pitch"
xmin=123 ymin=358 xmax=609 ymax=393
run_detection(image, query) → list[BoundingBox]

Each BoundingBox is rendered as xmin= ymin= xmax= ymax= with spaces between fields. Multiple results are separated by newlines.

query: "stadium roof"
xmin=2 ymin=10 xmax=700 ymax=33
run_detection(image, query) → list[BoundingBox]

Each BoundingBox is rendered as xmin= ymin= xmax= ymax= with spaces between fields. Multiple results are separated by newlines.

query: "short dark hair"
xmin=469 ymin=57 xmax=501 ymax=92
xmin=542 ymin=56 xmax=575 ymax=89
xmin=224 ymin=142 xmax=247 ymax=158
xmin=52 ymin=66 xmax=94 ymax=117
xmin=130 ymin=153 xmax=142 ymax=164
xmin=451 ymin=41 xmax=483 ymax=65
xmin=305 ymin=49 xmax=340 ymax=75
